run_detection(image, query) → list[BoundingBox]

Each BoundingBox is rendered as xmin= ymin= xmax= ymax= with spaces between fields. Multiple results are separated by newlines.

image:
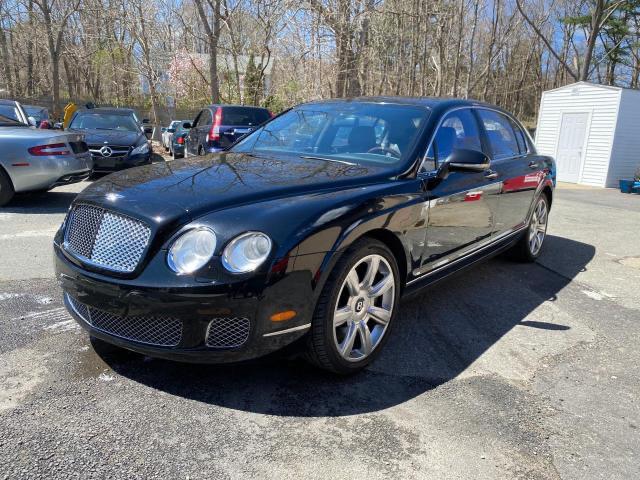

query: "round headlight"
xmin=167 ymin=228 xmax=217 ymax=274
xmin=222 ymin=232 xmax=272 ymax=273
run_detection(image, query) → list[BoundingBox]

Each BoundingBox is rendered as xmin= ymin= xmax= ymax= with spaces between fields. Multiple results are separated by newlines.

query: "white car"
xmin=161 ymin=120 xmax=183 ymax=151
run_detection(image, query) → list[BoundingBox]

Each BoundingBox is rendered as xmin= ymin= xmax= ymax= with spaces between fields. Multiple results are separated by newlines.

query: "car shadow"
xmin=94 ymin=234 xmax=595 ymax=416
xmin=2 ymin=190 xmax=80 ymax=214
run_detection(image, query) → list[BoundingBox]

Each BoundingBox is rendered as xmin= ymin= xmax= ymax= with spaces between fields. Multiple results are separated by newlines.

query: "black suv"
xmin=68 ymin=108 xmax=152 ymax=172
xmin=185 ymin=105 xmax=271 ymax=156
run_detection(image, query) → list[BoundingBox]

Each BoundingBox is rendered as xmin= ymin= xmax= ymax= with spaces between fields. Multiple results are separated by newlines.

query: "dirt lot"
xmin=0 ymin=181 xmax=638 ymax=479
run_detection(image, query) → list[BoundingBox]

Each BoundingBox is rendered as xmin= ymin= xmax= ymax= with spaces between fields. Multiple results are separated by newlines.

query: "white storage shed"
xmin=535 ymin=81 xmax=640 ymax=187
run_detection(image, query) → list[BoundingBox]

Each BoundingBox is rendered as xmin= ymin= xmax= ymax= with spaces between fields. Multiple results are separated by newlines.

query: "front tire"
xmin=509 ymin=193 xmax=549 ymax=262
xmin=0 ymin=168 xmax=15 ymax=206
xmin=306 ymin=238 xmax=400 ymax=374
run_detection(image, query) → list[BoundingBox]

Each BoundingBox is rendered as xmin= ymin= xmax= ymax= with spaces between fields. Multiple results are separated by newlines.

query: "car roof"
xmin=24 ymin=105 xmax=47 ymax=110
xmin=300 ymin=96 xmax=499 ymax=110
xmin=206 ymin=104 xmax=269 ymax=110
xmin=77 ymin=107 xmax=136 ymax=115
xmin=0 ymin=99 xmax=18 ymax=105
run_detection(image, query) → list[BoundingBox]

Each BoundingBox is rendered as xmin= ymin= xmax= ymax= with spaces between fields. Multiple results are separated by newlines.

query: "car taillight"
xmin=207 ymin=107 xmax=222 ymax=142
xmin=28 ymin=143 xmax=70 ymax=156
xmin=177 ymin=136 xmax=184 ymax=145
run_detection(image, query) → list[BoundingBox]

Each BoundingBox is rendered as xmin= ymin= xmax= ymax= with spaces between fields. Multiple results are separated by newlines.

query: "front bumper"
xmin=54 ymin=242 xmax=315 ymax=363
xmin=91 ymin=152 xmax=151 ymax=172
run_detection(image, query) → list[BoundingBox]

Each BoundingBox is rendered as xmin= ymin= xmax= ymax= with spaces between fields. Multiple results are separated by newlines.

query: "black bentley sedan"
xmin=54 ymin=98 xmax=555 ymax=374
xmin=67 ymin=108 xmax=152 ymax=172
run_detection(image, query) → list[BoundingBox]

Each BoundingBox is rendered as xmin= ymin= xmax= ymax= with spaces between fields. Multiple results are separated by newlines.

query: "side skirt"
xmin=401 ymin=229 xmax=524 ymax=298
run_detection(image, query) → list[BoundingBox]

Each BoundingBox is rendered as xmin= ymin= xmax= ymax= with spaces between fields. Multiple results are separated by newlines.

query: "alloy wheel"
xmin=333 ymin=254 xmax=395 ymax=362
xmin=528 ymin=197 xmax=548 ymax=256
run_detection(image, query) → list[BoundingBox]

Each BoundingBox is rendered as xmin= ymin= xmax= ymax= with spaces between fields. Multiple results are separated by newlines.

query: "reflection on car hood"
xmin=68 ymin=129 xmax=142 ymax=147
xmin=78 ymin=152 xmax=393 ymax=221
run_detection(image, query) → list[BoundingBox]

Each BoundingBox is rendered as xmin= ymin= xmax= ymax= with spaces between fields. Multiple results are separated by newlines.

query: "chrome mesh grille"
xmin=66 ymin=294 xmax=182 ymax=347
xmin=64 ymin=204 xmax=151 ymax=273
xmin=206 ymin=317 xmax=251 ymax=348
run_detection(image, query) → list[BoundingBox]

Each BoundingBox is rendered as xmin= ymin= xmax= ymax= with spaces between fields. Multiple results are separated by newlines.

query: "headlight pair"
xmin=167 ymin=228 xmax=272 ymax=275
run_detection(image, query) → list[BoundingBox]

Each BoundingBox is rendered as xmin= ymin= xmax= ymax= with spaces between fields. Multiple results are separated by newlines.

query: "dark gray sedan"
xmin=0 ymin=112 xmax=92 ymax=206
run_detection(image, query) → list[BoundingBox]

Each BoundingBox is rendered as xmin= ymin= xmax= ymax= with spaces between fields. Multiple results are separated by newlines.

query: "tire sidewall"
xmin=315 ymin=240 xmax=401 ymax=373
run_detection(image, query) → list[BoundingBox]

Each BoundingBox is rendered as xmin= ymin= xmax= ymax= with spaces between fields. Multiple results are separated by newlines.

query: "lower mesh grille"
xmin=206 ymin=317 xmax=251 ymax=348
xmin=66 ymin=294 xmax=182 ymax=347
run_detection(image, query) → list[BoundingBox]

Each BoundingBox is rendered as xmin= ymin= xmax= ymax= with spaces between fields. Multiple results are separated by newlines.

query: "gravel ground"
xmin=0 ymin=180 xmax=638 ymax=479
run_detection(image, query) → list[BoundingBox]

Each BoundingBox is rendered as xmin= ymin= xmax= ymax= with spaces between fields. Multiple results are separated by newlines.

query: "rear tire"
xmin=0 ymin=168 xmax=15 ymax=207
xmin=305 ymin=238 xmax=400 ymax=374
xmin=509 ymin=193 xmax=549 ymax=262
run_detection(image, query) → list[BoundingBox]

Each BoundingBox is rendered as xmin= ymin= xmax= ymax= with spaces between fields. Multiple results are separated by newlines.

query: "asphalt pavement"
xmin=0 ymin=180 xmax=638 ymax=479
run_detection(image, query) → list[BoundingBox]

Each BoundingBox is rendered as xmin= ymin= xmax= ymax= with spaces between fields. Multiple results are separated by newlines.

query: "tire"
xmin=509 ymin=193 xmax=549 ymax=262
xmin=305 ymin=238 xmax=401 ymax=374
xmin=0 ymin=168 xmax=15 ymax=207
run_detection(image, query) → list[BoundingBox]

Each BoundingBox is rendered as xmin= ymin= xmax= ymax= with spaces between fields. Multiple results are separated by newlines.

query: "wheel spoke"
xmin=334 ymin=306 xmax=351 ymax=327
xmin=357 ymin=321 xmax=373 ymax=355
xmin=368 ymin=274 xmax=393 ymax=298
xmin=340 ymin=322 xmax=358 ymax=356
xmin=345 ymin=270 xmax=360 ymax=297
xmin=368 ymin=306 xmax=391 ymax=325
xmin=361 ymin=256 xmax=380 ymax=290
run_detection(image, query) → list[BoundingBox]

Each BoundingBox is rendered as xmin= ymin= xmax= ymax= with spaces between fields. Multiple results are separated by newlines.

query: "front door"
xmin=419 ymin=108 xmax=500 ymax=273
xmin=556 ymin=112 xmax=588 ymax=183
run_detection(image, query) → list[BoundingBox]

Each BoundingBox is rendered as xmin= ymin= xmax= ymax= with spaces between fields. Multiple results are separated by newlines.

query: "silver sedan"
xmin=0 ymin=113 xmax=92 ymax=206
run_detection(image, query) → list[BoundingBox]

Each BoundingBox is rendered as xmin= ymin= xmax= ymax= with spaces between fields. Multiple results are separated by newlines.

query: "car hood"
xmin=77 ymin=152 xmax=394 ymax=222
xmin=68 ymin=129 xmax=142 ymax=147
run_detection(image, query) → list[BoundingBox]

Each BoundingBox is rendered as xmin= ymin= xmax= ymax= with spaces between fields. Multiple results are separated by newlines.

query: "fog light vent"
xmin=206 ymin=317 xmax=250 ymax=348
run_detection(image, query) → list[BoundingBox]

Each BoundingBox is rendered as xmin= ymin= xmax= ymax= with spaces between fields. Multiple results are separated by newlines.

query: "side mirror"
xmin=27 ymin=116 xmax=37 ymax=127
xmin=161 ymin=127 xmax=167 ymax=133
xmin=448 ymin=149 xmax=490 ymax=172
xmin=182 ymin=122 xmax=192 ymax=129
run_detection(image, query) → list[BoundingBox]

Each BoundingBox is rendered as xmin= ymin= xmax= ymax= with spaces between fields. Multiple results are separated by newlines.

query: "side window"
xmin=478 ymin=110 xmax=520 ymax=160
xmin=421 ymin=109 xmax=482 ymax=171
xmin=192 ymin=111 xmax=203 ymax=128
xmin=509 ymin=118 xmax=529 ymax=155
xmin=202 ymin=109 xmax=213 ymax=126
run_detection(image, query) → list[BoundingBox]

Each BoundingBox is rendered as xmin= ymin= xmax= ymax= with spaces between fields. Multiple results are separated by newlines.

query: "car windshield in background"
xmin=0 ymin=113 xmax=23 ymax=126
xmin=222 ymin=107 xmax=270 ymax=126
xmin=69 ymin=113 xmax=139 ymax=132
xmin=0 ymin=104 xmax=20 ymax=122
xmin=25 ymin=107 xmax=46 ymax=121
xmin=232 ymin=103 xmax=429 ymax=166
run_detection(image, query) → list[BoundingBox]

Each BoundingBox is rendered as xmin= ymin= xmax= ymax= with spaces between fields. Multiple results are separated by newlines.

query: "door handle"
xmin=528 ymin=161 xmax=539 ymax=169
xmin=484 ymin=170 xmax=499 ymax=180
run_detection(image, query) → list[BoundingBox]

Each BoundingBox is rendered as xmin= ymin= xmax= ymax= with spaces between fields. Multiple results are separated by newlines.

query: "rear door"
xmin=476 ymin=109 xmax=541 ymax=235
xmin=218 ymin=107 xmax=271 ymax=148
xmin=419 ymin=108 xmax=501 ymax=273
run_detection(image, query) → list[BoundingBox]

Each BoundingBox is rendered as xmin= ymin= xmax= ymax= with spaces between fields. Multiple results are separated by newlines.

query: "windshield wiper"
xmin=299 ymin=155 xmax=356 ymax=166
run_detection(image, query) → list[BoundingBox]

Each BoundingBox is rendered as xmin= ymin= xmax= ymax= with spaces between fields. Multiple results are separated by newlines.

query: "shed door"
xmin=556 ymin=112 xmax=588 ymax=183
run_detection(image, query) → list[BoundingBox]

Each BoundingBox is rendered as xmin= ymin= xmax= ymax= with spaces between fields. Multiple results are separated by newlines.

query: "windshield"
xmin=25 ymin=107 xmax=46 ymax=121
xmin=0 ymin=104 xmax=21 ymax=123
xmin=231 ymin=103 xmax=429 ymax=166
xmin=69 ymin=112 xmax=140 ymax=132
